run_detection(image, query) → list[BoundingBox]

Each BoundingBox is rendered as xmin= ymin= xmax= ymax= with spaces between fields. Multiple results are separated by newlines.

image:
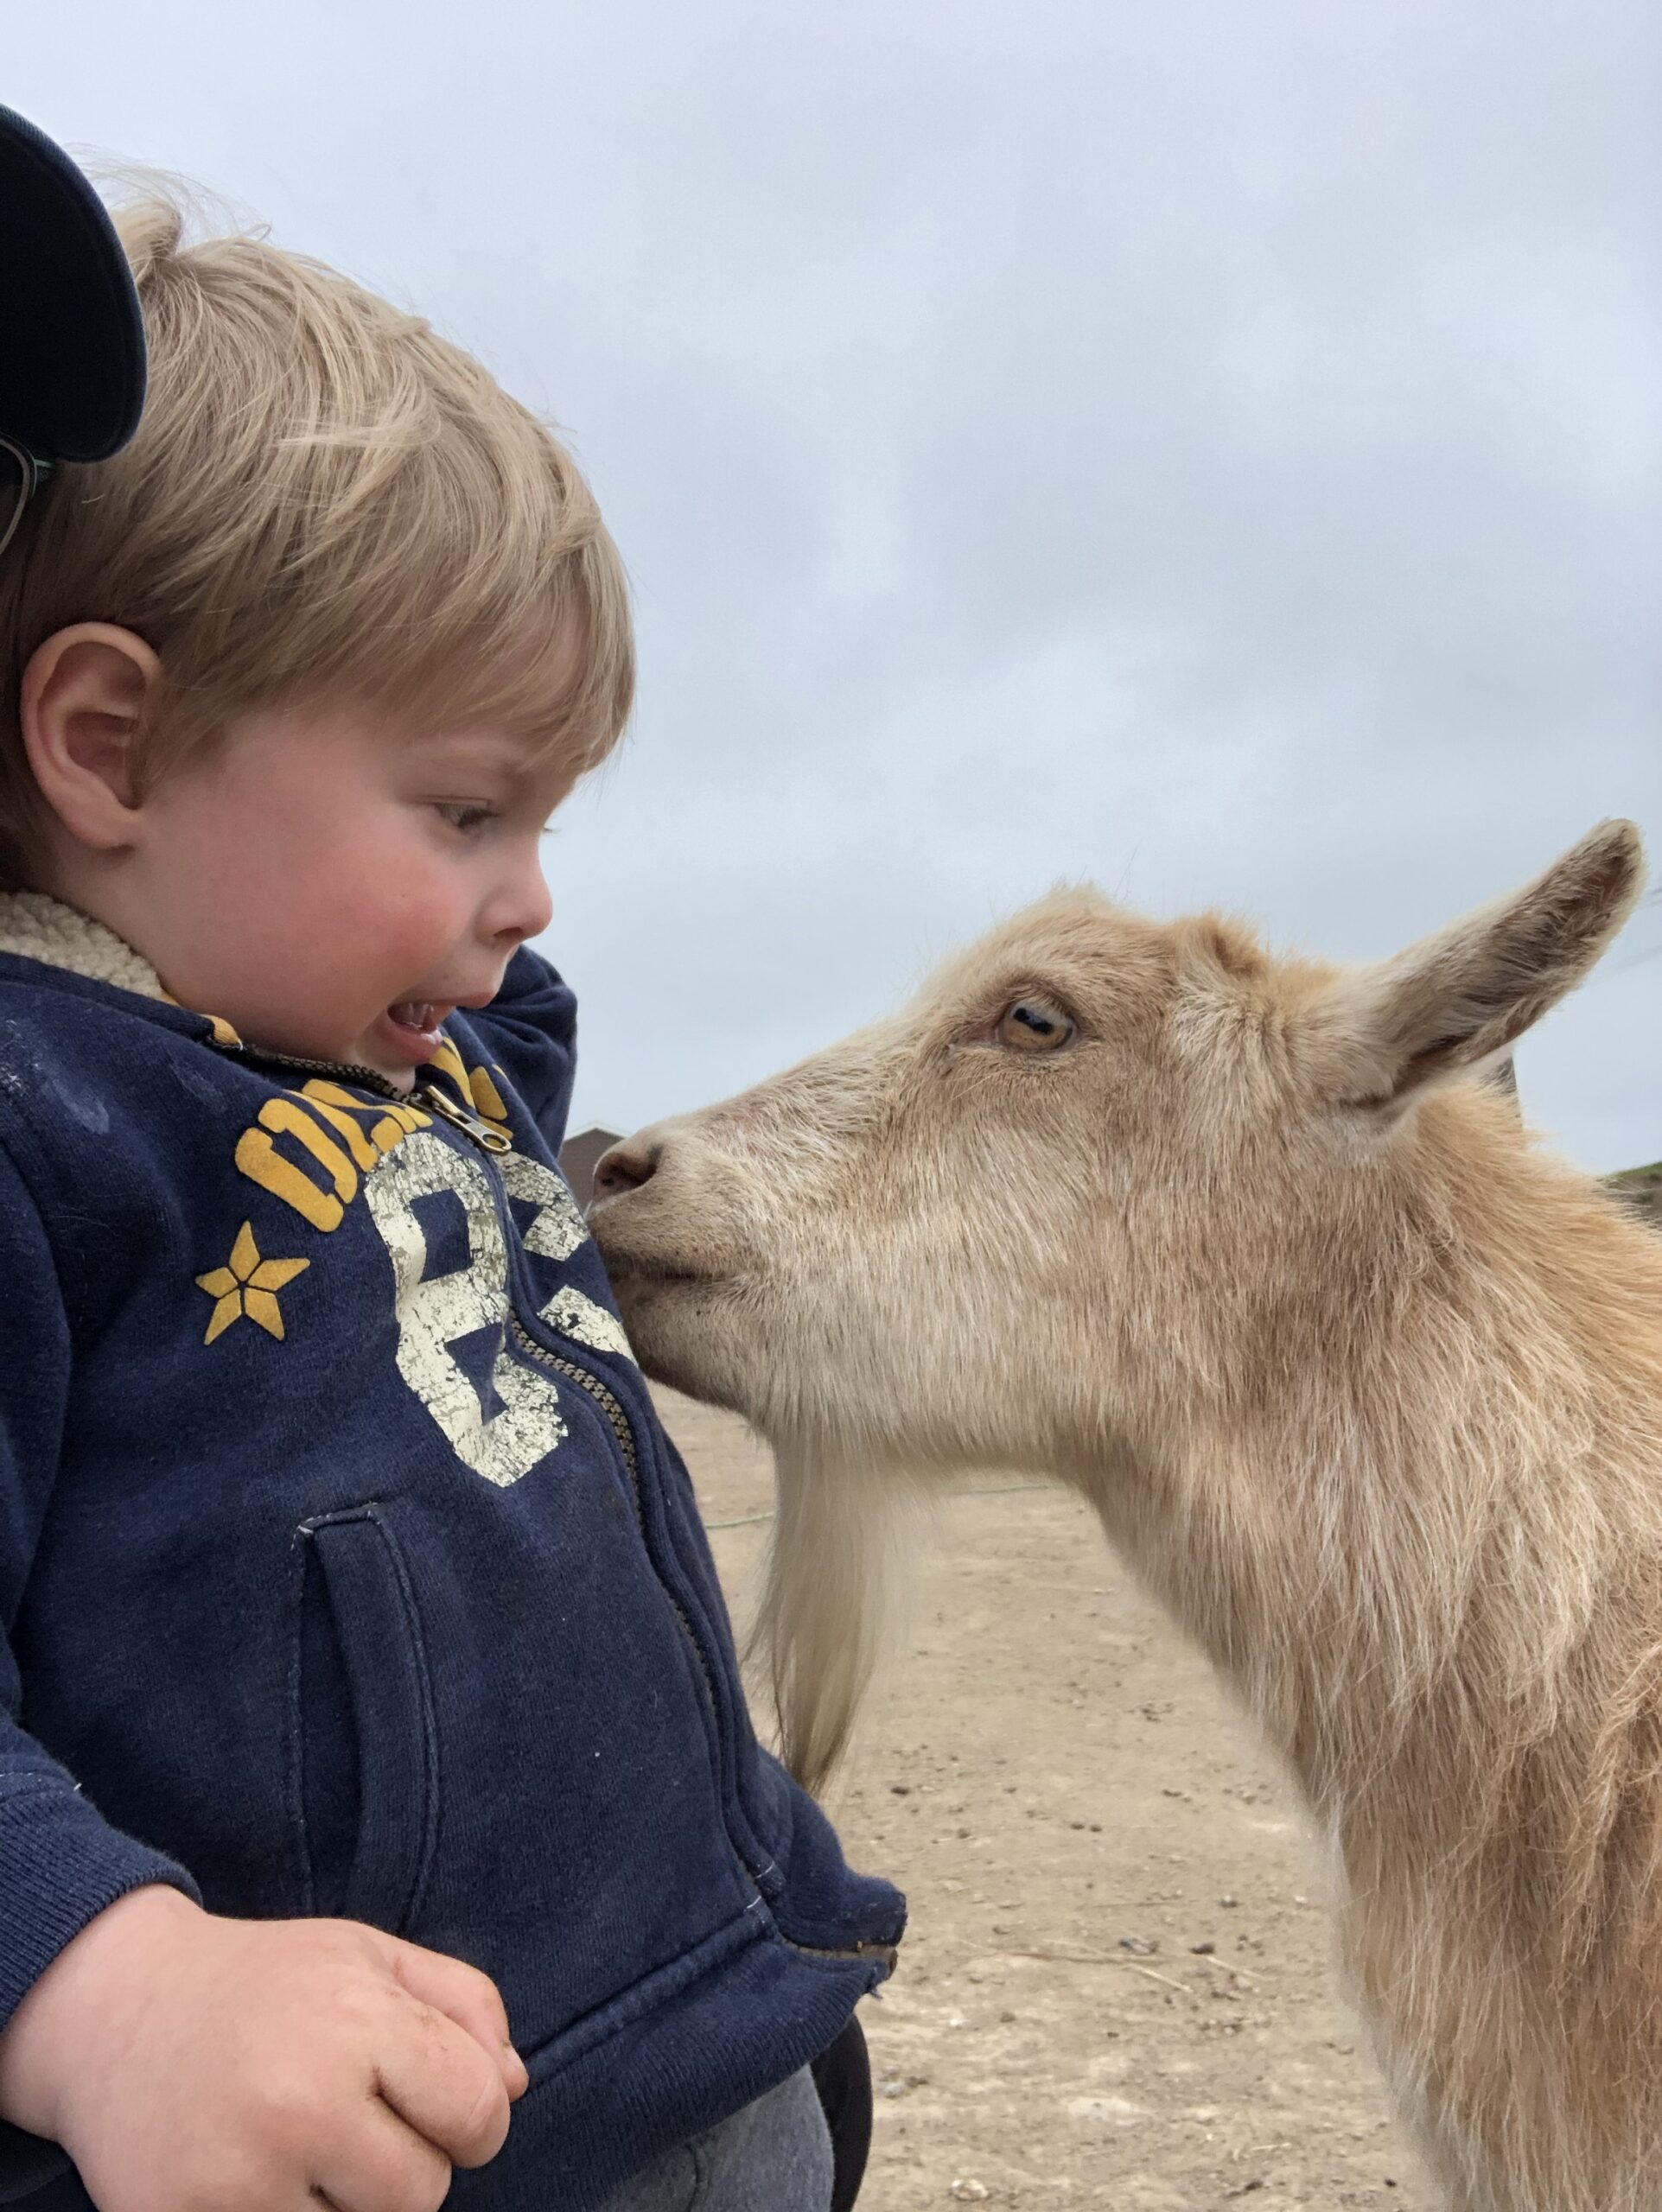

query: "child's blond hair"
xmin=0 ymin=193 xmax=634 ymax=888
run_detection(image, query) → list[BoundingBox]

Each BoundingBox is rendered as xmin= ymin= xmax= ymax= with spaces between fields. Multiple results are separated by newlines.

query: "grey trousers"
xmin=595 ymin=2068 xmax=833 ymax=2212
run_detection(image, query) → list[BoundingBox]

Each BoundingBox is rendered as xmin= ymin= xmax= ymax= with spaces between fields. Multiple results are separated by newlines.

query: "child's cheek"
xmin=331 ymin=853 xmax=468 ymax=985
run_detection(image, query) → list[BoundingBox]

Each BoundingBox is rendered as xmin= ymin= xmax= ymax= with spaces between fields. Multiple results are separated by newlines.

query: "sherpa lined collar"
xmin=0 ymin=890 xmax=170 ymax=1003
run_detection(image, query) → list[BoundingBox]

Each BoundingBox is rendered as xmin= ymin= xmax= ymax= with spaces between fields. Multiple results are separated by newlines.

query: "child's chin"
xmin=368 ymin=1058 xmax=420 ymax=1093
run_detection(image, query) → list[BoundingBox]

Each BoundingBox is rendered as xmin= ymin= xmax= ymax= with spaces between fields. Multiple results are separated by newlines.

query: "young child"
xmin=0 ymin=183 xmax=901 ymax=2210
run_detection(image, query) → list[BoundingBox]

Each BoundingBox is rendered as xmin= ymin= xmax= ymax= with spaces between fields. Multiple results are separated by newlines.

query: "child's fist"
xmin=0 ymin=1885 xmax=529 ymax=2211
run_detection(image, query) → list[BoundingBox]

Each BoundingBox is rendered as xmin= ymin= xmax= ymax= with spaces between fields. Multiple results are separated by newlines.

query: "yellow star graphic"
xmin=195 ymin=1222 xmax=310 ymax=1344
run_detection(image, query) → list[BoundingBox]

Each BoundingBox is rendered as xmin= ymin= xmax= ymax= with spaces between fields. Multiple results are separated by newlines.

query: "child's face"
xmin=122 ymin=702 xmax=575 ymax=1089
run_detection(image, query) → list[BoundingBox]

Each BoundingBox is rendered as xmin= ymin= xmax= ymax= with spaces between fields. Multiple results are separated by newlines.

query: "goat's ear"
xmin=1306 ymin=821 xmax=1645 ymax=1111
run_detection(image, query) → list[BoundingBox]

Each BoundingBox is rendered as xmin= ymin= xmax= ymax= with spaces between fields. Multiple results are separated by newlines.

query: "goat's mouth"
xmin=589 ymin=1198 xmax=754 ymax=1300
xmin=604 ymin=1258 xmax=721 ymax=1291
xmin=590 ymin=1234 xmax=745 ymax=1296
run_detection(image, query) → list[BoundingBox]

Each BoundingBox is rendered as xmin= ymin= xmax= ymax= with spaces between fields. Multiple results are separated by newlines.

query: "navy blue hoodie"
xmin=0 ymin=895 xmax=903 ymax=2209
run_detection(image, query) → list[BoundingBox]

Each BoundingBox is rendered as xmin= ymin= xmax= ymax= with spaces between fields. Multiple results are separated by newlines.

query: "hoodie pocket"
xmin=291 ymin=1505 xmax=440 ymax=1936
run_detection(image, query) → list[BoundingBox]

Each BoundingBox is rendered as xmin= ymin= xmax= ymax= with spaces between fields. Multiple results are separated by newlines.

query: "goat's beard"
xmin=750 ymin=1433 xmax=933 ymax=1796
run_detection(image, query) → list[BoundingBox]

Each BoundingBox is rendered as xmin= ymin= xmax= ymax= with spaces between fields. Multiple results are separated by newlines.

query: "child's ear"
xmin=1305 ymin=821 xmax=1645 ymax=1115
xmin=21 ymin=623 xmax=163 ymax=850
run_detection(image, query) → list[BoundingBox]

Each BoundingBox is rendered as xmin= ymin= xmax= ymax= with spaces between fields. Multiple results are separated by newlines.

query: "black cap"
xmin=0 ymin=103 xmax=145 ymax=464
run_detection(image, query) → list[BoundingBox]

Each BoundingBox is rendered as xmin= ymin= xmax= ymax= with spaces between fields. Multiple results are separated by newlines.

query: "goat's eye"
xmin=997 ymin=998 xmax=1075 ymax=1052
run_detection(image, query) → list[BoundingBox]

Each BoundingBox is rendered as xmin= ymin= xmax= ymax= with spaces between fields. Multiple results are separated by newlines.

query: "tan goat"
xmin=590 ymin=822 xmax=1662 ymax=2212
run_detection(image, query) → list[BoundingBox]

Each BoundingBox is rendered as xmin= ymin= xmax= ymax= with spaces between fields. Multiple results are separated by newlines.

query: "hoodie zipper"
xmin=508 ymin=1315 xmax=894 ymax=1967
xmin=507 ymin=1316 xmax=719 ymax=1720
xmin=220 ymin=1044 xmax=408 ymax=1096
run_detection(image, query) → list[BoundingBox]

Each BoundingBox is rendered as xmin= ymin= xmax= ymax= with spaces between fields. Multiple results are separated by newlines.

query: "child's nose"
xmin=484 ymin=850 xmax=554 ymax=948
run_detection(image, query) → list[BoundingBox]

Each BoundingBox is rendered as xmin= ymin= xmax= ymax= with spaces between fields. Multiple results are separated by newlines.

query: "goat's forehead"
xmin=914 ymin=890 xmax=1173 ymax=1009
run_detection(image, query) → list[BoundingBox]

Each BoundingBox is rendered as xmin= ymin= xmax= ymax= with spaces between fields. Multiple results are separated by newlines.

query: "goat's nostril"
xmin=592 ymin=1139 xmax=659 ymax=1198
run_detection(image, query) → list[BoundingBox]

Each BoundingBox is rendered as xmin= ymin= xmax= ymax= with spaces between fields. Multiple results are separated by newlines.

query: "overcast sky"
xmin=11 ymin=1 xmax=1659 ymax=1168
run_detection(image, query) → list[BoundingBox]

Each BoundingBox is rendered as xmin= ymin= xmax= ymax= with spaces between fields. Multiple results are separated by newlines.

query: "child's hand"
xmin=0 ymin=1884 xmax=529 ymax=2211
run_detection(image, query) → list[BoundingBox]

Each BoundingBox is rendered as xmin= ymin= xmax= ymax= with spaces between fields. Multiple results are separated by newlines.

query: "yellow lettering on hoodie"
xmin=235 ymin=1100 xmax=356 ymax=1230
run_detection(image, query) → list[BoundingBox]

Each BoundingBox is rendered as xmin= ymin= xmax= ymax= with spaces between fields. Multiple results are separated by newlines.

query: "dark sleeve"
xmin=452 ymin=946 xmax=580 ymax=1154
xmin=0 ymin=1138 xmax=201 ymax=2063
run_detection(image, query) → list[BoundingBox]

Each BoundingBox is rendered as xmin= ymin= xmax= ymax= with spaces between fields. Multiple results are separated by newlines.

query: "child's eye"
xmin=436 ymin=804 xmax=495 ymax=834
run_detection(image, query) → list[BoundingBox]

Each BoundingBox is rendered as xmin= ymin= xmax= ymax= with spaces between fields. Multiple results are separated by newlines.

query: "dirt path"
xmin=655 ymin=1386 xmax=1440 ymax=2210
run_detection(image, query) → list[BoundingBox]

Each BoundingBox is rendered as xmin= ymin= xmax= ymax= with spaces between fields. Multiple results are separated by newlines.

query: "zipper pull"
xmin=417 ymin=1081 xmax=513 ymax=1154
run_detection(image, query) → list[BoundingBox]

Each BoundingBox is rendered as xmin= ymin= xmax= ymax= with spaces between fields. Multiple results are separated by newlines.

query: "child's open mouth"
xmin=384 ymin=1001 xmax=454 ymax=1054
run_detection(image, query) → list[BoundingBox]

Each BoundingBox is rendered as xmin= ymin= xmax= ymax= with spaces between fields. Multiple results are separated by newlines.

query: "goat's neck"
xmin=1070 ymin=1141 xmax=1662 ymax=1827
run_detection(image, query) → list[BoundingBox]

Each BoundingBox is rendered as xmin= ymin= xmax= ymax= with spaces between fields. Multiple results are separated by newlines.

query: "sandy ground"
xmin=653 ymin=1385 xmax=1442 ymax=2212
